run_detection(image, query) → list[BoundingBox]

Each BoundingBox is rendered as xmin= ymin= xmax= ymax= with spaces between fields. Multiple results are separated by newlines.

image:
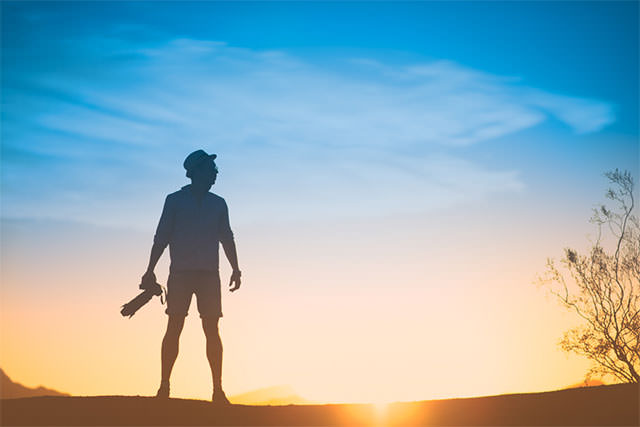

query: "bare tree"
xmin=538 ymin=169 xmax=639 ymax=383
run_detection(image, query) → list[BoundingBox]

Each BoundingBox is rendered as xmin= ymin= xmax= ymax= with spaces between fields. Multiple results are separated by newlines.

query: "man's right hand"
xmin=141 ymin=270 xmax=157 ymax=289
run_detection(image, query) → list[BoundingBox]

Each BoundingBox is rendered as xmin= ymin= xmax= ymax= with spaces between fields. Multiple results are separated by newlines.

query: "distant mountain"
xmin=229 ymin=385 xmax=310 ymax=405
xmin=565 ymin=379 xmax=605 ymax=389
xmin=1 ymin=368 xmax=69 ymax=399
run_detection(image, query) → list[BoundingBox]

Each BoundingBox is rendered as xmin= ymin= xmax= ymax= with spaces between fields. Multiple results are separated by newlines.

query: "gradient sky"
xmin=1 ymin=1 xmax=638 ymax=403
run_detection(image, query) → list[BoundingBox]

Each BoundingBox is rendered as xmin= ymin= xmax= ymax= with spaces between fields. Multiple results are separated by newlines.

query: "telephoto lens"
xmin=121 ymin=282 xmax=165 ymax=318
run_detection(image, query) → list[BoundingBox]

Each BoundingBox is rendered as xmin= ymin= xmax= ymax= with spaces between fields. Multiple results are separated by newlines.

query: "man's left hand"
xmin=229 ymin=270 xmax=241 ymax=292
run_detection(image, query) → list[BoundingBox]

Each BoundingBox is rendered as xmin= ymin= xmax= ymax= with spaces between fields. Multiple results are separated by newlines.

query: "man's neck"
xmin=188 ymin=181 xmax=211 ymax=198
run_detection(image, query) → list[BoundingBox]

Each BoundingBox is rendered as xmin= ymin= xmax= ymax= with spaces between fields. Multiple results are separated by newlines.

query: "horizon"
xmin=0 ymin=365 xmax=611 ymax=405
xmin=1 ymin=1 xmax=638 ymax=405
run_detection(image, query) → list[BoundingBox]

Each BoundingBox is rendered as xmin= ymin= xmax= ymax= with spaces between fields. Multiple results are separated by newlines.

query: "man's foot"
xmin=155 ymin=380 xmax=170 ymax=399
xmin=211 ymin=389 xmax=231 ymax=406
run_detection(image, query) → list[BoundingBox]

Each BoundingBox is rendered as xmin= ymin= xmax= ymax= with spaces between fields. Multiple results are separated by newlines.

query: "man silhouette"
xmin=141 ymin=149 xmax=241 ymax=405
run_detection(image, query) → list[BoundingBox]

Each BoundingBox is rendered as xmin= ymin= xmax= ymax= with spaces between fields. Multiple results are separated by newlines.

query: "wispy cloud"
xmin=1 ymin=35 xmax=615 ymax=228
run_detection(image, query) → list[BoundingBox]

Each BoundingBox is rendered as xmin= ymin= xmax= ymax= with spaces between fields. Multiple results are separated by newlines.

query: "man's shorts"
xmin=165 ymin=270 xmax=223 ymax=319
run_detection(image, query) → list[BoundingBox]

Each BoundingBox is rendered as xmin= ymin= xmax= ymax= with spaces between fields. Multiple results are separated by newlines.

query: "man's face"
xmin=192 ymin=158 xmax=218 ymax=186
xmin=207 ymin=161 xmax=219 ymax=185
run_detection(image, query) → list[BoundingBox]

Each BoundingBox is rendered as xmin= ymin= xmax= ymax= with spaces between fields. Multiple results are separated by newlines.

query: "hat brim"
xmin=189 ymin=153 xmax=217 ymax=169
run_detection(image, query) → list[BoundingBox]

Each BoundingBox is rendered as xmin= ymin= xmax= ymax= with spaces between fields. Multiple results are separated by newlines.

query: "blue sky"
xmin=1 ymin=1 xmax=638 ymax=229
xmin=1 ymin=1 xmax=639 ymax=402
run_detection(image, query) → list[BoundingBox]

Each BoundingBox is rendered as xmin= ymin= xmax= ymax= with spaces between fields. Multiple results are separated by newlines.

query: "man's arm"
xmin=221 ymin=238 xmax=241 ymax=292
xmin=220 ymin=199 xmax=241 ymax=291
xmin=142 ymin=196 xmax=173 ymax=286
xmin=221 ymin=238 xmax=240 ymax=272
xmin=142 ymin=242 xmax=167 ymax=284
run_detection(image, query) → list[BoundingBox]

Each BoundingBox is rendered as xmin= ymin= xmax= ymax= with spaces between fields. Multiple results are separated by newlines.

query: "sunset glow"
xmin=1 ymin=1 xmax=638 ymax=405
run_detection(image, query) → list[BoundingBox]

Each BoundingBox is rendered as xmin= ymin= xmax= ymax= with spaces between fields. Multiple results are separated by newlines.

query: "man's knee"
xmin=165 ymin=315 xmax=186 ymax=336
xmin=201 ymin=317 xmax=220 ymax=337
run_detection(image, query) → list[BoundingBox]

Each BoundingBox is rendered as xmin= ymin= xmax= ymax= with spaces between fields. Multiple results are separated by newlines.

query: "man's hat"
xmin=183 ymin=149 xmax=217 ymax=177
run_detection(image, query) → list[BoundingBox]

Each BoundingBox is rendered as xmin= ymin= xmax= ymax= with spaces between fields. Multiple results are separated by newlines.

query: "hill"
xmin=1 ymin=383 xmax=636 ymax=426
xmin=0 ymin=369 xmax=69 ymax=399
xmin=229 ymin=385 xmax=310 ymax=405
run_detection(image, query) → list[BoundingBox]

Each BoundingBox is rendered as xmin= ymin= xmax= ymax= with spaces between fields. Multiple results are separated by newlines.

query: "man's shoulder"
xmin=164 ymin=187 xmax=188 ymax=203
xmin=163 ymin=187 xmax=227 ymax=206
xmin=207 ymin=191 xmax=225 ymax=200
xmin=207 ymin=192 xmax=227 ymax=205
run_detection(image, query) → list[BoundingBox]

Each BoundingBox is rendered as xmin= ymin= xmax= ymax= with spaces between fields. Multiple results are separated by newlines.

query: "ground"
xmin=1 ymin=383 xmax=637 ymax=426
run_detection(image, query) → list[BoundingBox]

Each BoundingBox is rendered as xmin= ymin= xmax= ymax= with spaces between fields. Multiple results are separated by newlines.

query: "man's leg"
xmin=159 ymin=315 xmax=186 ymax=391
xmin=197 ymin=272 xmax=228 ymax=404
xmin=202 ymin=317 xmax=223 ymax=392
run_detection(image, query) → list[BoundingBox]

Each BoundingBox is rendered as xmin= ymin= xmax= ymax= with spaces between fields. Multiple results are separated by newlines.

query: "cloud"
xmin=524 ymin=89 xmax=616 ymax=134
xmin=1 ymin=35 xmax=615 ymax=228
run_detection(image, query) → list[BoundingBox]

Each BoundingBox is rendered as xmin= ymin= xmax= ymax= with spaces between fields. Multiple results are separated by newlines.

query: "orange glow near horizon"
xmin=0 ymin=207 xmax=599 ymax=404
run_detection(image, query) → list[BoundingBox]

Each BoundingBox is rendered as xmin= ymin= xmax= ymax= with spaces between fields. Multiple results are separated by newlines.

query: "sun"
xmin=371 ymin=400 xmax=390 ymax=424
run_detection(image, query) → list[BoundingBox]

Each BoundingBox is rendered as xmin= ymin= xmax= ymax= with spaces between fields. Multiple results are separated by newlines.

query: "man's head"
xmin=183 ymin=149 xmax=218 ymax=187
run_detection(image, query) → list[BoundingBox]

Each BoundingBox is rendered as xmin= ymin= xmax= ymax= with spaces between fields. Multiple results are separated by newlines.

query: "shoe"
xmin=211 ymin=389 xmax=231 ymax=406
xmin=155 ymin=380 xmax=170 ymax=399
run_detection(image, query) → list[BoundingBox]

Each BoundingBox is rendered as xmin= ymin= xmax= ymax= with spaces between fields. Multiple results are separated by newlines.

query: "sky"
xmin=1 ymin=1 xmax=639 ymax=404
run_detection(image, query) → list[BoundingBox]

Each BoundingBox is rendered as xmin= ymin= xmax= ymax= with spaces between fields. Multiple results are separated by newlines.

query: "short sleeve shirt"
xmin=153 ymin=184 xmax=234 ymax=273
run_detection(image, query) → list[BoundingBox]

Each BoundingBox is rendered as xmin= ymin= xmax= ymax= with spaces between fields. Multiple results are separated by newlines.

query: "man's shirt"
xmin=154 ymin=184 xmax=234 ymax=273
